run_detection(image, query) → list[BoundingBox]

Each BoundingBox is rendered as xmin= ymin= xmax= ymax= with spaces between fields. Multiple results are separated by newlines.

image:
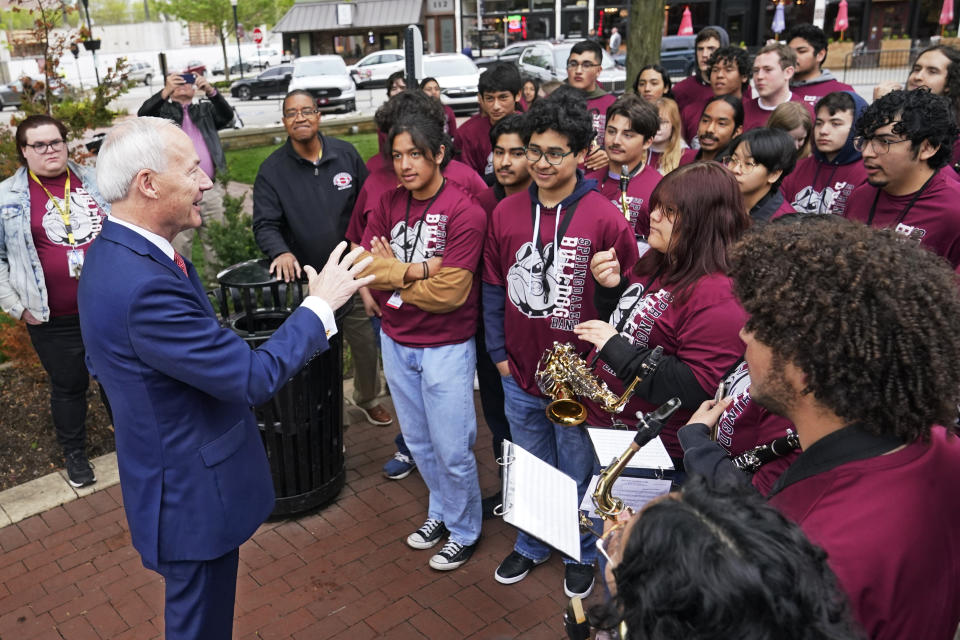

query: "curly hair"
xmin=731 ymin=216 xmax=960 ymax=441
xmin=590 ymin=476 xmax=861 ymax=639
xmin=784 ymin=24 xmax=830 ymax=66
xmin=855 ymin=89 xmax=959 ymax=170
xmin=707 ymin=46 xmax=751 ymax=92
xmin=521 ymin=85 xmax=594 ymax=153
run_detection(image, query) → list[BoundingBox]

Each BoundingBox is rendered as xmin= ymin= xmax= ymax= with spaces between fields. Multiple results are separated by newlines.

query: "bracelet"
xmin=422 ymin=261 xmax=429 ymax=280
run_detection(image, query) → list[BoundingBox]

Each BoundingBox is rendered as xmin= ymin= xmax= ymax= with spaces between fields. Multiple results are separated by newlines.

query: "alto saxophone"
xmin=579 ymin=398 xmax=682 ymax=531
xmin=535 ymin=342 xmax=664 ymax=426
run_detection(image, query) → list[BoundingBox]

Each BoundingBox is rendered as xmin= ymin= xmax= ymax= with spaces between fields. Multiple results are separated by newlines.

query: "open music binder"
xmin=496 ymin=440 xmax=582 ymax=562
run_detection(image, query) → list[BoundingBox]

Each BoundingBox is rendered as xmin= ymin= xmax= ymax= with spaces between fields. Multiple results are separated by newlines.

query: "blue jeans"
xmin=380 ymin=333 xmax=482 ymax=545
xmin=501 ymin=374 xmax=597 ymax=565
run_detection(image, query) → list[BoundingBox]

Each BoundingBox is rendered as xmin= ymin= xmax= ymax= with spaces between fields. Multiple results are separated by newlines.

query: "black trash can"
xmin=213 ymin=258 xmax=346 ymax=517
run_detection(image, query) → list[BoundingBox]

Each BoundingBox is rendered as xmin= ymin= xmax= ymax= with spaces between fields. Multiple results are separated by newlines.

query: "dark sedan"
xmin=0 ymin=83 xmax=22 ymax=110
xmin=229 ymin=65 xmax=293 ymax=101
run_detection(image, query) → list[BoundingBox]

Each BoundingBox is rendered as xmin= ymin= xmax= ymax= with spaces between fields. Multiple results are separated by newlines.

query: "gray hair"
xmin=96 ymin=117 xmax=179 ymax=203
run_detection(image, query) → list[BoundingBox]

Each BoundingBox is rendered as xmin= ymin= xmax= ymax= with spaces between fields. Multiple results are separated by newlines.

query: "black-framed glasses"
xmin=566 ymin=60 xmax=600 ymax=70
xmin=525 ymin=146 xmax=575 ymax=166
xmin=282 ymin=107 xmax=319 ymax=119
xmin=852 ymin=136 xmax=911 ymax=155
xmin=24 ymin=139 xmax=65 ymax=153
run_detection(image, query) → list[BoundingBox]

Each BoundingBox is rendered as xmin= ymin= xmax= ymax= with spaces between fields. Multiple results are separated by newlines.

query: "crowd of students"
xmin=337 ymin=25 xmax=960 ymax=639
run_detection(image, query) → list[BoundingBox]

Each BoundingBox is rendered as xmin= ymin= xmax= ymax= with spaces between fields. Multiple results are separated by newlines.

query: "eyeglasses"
xmin=525 ymin=146 xmax=575 ymax=166
xmin=595 ymin=522 xmax=626 ymax=564
xmin=852 ymin=136 xmax=911 ymax=154
xmin=566 ymin=60 xmax=600 ymax=70
xmin=282 ymin=107 xmax=319 ymax=119
xmin=24 ymin=139 xmax=65 ymax=153
xmin=722 ymin=155 xmax=760 ymax=174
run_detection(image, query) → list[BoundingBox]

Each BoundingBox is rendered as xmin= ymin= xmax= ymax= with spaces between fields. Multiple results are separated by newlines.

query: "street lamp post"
xmin=79 ymin=0 xmax=101 ymax=86
xmin=230 ymin=0 xmax=244 ymax=79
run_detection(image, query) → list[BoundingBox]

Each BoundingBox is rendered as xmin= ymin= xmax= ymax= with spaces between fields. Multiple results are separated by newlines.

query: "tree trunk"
xmin=626 ymin=0 xmax=665 ymax=93
xmin=220 ymin=30 xmax=231 ymax=83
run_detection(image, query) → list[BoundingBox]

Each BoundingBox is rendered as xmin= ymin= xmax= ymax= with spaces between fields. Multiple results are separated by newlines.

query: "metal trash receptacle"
xmin=213 ymin=258 xmax=345 ymax=517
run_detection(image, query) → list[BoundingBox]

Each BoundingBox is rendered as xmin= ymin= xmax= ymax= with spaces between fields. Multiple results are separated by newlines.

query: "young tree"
xmin=626 ymin=0 xmax=664 ymax=87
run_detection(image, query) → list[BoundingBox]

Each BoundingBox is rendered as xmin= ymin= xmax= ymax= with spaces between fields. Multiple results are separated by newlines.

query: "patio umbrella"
xmin=678 ymin=6 xmax=694 ymax=36
xmin=772 ymin=1 xmax=786 ymax=36
xmin=834 ymin=0 xmax=849 ymax=41
xmin=940 ymin=0 xmax=954 ymax=36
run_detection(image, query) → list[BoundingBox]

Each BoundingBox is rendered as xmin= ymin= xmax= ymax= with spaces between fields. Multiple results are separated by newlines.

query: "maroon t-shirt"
xmin=587 ymin=92 xmax=618 ymax=148
xmin=476 ymin=185 xmax=501 ymax=218
xmin=361 ymin=182 xmax=486 ymax=348
xmin=347 ymin=159 xmax=486 ymax=245
xmin=672 ymin=75 xmax=713 ymax=115
xmin=678 ymin=148 xmax=700 ymax=167
xmin=483 ymin=188 xmax=638 ymax=397
xmin=770 ymin=426 xmax=960 ymax=639
xmin=28 ymin=170 xmax=106 ymax=317
xmin=453 ymin=114 xmax=494 ymax=178
xmin=714 ymin=361 xmax=798 ymax=496
xmin=844 ymin=171 xmax=960 ymax=268
xmin=741 ymin=93 xmax=814 ymax=132
xmin=366 ymin=151 xmax=388 ymax=175
xmin=790 ymin=77 xmax=855 ymax=110
xmin=443 ymin=104 xmax=458 ymax=137
xmin=585 ymin=164 xmax=662 ymax=237
xmin=780 ymin=155 xmax=867 ymax=217
xmin=680 ymin=102 xmax=703 ymax=147
xmin=587 ymin=272 xmax=747 ymax=456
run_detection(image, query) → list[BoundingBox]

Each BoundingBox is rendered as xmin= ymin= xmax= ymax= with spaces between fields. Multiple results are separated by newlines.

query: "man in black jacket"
xmin=138 ymin=72 xmax=234 ymax=278
xmin=253 ymin=90 xmax=393 ymax=427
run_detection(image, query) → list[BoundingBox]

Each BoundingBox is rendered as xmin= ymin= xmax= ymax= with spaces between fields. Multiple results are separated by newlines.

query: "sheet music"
xmin=579 ymin=475 xmax=672 ymax=516
xmin=587 ymin=428 xmax=675 ymax=470
xmin=500 ymin=440 xmax=581 ymax=562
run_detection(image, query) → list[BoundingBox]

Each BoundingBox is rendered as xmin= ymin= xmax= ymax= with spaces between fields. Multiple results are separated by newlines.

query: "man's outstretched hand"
xmin=306 ymin=241 xmax=375 ymax=311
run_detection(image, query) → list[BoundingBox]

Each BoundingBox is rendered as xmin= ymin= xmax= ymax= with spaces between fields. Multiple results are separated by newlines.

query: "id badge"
xmin=385 ymin=290 xmax=404 ymax=309
xmin=67 ymin=248 xmax=84 ymax=279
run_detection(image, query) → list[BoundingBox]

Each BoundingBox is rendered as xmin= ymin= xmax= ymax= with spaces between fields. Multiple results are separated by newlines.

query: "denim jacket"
xmin=0 ymin=162 xmax=110 ymax=323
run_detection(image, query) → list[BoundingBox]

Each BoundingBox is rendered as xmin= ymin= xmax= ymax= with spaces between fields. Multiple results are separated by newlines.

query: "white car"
xmin=423 ymin=53 xmax=481 ymax=114
xmin=125 ymin=61 xmax=155 ymax=86
xmin=348 ymin=50 xmax=404 ymax=88
xmin=288 ymin=55 xmax=356 ymax=113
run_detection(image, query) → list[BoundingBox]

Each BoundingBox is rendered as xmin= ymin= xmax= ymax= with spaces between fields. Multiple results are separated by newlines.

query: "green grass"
xmin=225 ymin=132 xmax=379 ymax=185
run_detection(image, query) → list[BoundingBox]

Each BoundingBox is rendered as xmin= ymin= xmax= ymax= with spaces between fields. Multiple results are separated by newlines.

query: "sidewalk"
xmin=0 ymin=391 xmax=586 ymax=639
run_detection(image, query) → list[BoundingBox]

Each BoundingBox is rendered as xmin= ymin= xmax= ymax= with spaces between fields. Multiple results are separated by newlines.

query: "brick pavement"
xmin=0 ymin=396 xmax=602 ymax=639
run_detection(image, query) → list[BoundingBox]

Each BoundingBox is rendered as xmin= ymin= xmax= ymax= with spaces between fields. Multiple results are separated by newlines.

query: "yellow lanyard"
xmin=29 ymin=169 xmax=75 ymax=246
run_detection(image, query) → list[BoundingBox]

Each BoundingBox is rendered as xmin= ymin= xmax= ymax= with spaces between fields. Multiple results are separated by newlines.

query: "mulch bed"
xmin=0 ymin=362 xmax=115 ymax=492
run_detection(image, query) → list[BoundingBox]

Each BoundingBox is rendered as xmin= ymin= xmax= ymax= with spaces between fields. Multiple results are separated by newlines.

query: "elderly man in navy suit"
xmin=77 ymin=116 xmax=374 ymax=639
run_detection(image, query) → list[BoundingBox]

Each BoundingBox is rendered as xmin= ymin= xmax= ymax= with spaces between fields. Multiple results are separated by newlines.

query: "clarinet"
xmin=731 ymin=429 xmax=801 ymax=473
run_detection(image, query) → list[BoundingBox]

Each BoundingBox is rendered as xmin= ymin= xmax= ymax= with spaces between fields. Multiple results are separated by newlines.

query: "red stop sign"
xmin=253 ymin=27 xmax=263 ymax=44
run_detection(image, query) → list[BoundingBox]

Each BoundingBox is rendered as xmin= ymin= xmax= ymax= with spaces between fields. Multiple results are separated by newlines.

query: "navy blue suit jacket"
xmin=78 ymin=220 xmax=329 ymax=568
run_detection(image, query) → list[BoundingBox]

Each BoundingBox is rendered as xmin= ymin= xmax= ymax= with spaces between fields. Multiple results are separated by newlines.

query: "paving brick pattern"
xmin=0 ymin=396 xmax=600 ymax=639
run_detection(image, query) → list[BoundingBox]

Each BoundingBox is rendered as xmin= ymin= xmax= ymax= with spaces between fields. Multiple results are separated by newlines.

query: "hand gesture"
xmin=269 ymin=251 xmax=301 ymax=283
xmin=573 ymin=319 xmax=618 ymax=351
xmin=686 ymin=397 xmax=733 ymax=431
xmin=873 ymin=80 xmax=901 ymax=101
xmin=369 ymin=236 xmax=395 ymax=259
xmin=162 ymin=73 xmax=186 ymax=99
xmin=306 ymin=241 xmax=375 ymax=311
xmin=590 ymin=247 xmax=621 ymax=288
xmin=194 ymin=75 xmax=214 ymax=97
xmin=584 ymin=147 xmax=609 ymax=171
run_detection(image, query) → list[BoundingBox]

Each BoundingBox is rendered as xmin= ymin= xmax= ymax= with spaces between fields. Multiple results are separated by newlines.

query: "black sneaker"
xmin=429 ymin=539 xmax=477 ymax=571
xmin=406 ymin=519 xmax=447 ymax=550
xmin=65 ymin=450 xmax=96 ymax=488
xmin=495 ymin=550 xmax=549 ymax=585
xmin=564 ymin=562 xmax=596 ymax=598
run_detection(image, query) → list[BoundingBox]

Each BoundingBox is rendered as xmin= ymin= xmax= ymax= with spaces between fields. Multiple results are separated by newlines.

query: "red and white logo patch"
xmin=333 ymin=172 xmax=353 ymax=190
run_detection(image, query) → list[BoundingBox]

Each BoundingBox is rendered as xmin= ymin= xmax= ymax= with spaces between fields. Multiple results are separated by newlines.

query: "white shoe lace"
xmin=417 ymin=518 xmax=443 ymax=538
xmin=438 ymin=540 xmax=463 ymax=558
xmin=393 ymin=452 xmax=413 ymax=464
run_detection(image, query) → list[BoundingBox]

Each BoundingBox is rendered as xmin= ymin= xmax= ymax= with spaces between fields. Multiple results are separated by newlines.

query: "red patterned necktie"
xmin=173 ymin=252 xmax=188 ymax=277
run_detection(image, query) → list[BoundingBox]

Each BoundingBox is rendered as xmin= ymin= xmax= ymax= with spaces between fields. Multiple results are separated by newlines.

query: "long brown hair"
xmin=653 ymin=97 xmax=684 ymax=175
xmin=634 ymin=162 xmax=750 ymax=301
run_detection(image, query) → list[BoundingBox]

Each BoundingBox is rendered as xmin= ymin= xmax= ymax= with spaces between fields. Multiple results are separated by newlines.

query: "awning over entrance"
xmin=274 ymin=0 xmax=424 ymax=33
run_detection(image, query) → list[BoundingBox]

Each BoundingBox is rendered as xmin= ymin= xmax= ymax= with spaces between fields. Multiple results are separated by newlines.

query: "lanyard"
xmin=865 ymin=170 xmax=936 ymax=228
xmin=402 ymin=179 xmax=446 ymax=262
xmin=29 ymin=169 xmax=75 ymax=246
xmin=529 ymin=199 xmax=580 ymax=283
xmin=613 ymin=266 xmax=664 ymax=334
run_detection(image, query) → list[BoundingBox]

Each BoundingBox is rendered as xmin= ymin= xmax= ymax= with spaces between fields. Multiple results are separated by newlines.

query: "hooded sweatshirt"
xmin=482 ymin=174 xmax=638 ymax=397
xmin=790 ymin=69 xmax=855 ymax=109
xmin=780 ymin=91 xmax=869 ymax=217
xmin=673 ymin=25 xmax=731 ymax=115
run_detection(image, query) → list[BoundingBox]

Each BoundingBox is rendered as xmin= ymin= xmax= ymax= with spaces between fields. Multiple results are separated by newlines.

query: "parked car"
xmin=182 ymin=60 xmax=207 ymax=76
xmin=212 ymin=58 xmax=255 ymax=76
xmin=423 ymin=53 xmax=481 ymax=114
xmin=0 ymin=83 xmax=22 ymax=110
xmin=613 ymin=36 xmax=697 ymax=78
xmin=266 ymin=49 xmax=293 ymax=68
xmin=125 ymin=60 xmax=155 ymax=86
xmin=518 ymin=41 xmax=626 ymax=93
xmin=288 ymin=55 xmax=356 ymax=113
xmin=230 ymin=65 xmax=293 ymax=101
xmin=473 ymin=40 xmax=545 ymax=69
xmin=347 ymin=50 xmax=404 ymax=88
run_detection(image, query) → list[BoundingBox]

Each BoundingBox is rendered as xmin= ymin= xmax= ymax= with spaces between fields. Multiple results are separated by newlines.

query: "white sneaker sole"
xmin=406 ymin=531 xmax=445 ymax=550
xmin=564 ymin=577 xmax=595 ymax=598
xmin=494 ymin=555 xmax=549 ymax=585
